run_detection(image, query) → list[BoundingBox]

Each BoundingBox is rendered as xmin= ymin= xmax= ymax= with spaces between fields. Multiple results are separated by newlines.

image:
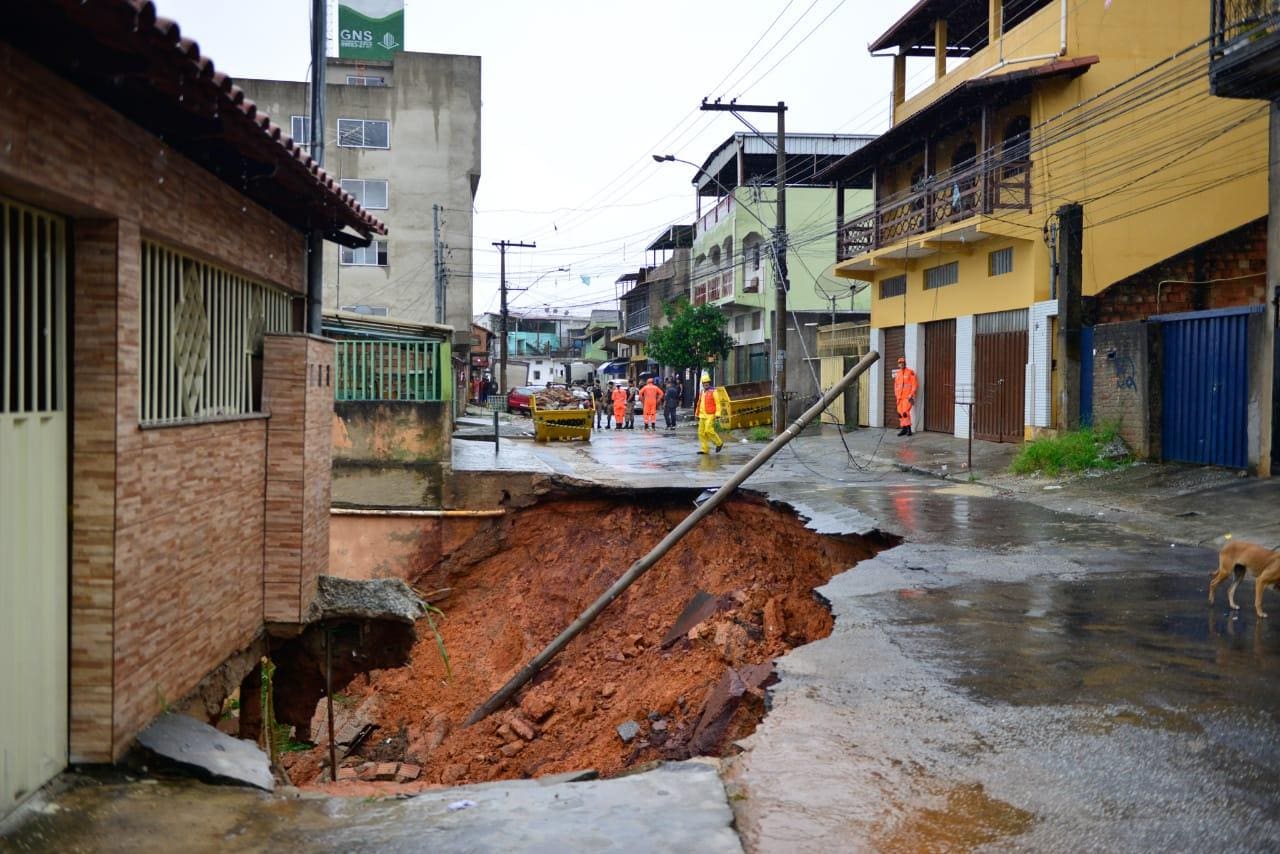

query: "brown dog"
xmin=1208 ymin=540 xmax=1280 ymax=618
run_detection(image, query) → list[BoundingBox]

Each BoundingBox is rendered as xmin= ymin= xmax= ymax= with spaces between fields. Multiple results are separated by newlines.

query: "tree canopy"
xmin=645 ymin=300 xmax=734 ymax=371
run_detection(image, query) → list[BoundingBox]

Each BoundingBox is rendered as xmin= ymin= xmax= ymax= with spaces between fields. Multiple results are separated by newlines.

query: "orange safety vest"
xmin=697 ymin=387 xmax=717 ymax=416
xmin=894 ymin=367 xmax=918 ymax=404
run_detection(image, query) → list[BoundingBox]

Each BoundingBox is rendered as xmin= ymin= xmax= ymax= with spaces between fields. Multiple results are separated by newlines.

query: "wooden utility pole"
xmin=700 ymin=100 xmax=788 ymax=434
xmin=494 ymin=240 xmax=535 ymax=395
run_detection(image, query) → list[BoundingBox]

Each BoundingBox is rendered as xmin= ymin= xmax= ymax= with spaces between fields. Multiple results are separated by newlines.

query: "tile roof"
xmin=7 ymin=0 xmax=386 ymax=241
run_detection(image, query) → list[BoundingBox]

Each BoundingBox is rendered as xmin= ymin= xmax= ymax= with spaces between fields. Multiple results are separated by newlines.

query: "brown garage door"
xmin=923 ymin=319 xmax=955 ymax=434
xmin=882 ymin=326 xmax=904 ymax=427
xmin=973 ymin=309 xmax=1027 ymax=443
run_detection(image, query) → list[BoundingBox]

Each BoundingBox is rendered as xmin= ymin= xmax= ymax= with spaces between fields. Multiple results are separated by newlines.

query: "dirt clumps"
xmin=285 ymin=491 xmax=886 ymax=792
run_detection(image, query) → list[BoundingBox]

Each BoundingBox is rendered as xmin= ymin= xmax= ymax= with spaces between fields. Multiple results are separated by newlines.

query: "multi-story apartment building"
xmin=826 ymin=0 xmax=1272 ymax=470
xmin=687 ymin=133 xmax=873 ymax=407
xmin=614 ymin=225 xmax=694 ymax=385
xmin=240 ymin=51 xmax=481 ymax=364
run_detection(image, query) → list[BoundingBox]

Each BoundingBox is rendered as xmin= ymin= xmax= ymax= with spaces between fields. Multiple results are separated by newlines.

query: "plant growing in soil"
xmin=424 ymin=602 xmax=452 ymax=682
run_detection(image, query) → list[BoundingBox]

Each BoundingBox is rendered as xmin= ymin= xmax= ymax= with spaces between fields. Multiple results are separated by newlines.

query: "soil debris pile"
xmin=533 ymin=387 xmax=587 ymax=409
xmin=284 ymin=492 xmax=887 ymax=791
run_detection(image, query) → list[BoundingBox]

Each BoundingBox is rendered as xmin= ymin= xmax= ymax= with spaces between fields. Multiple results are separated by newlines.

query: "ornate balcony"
xmin=836 ymin=160 xmax=1031 ymax=261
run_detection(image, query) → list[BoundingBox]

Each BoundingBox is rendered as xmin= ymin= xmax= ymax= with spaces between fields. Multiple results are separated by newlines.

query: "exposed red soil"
xmin=285 ymin=492 xmax=885 ymax=791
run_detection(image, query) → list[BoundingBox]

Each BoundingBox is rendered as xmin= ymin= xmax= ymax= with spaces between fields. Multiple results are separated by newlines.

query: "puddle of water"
xmin=872 ymin=781 xmax=1034 ymax=852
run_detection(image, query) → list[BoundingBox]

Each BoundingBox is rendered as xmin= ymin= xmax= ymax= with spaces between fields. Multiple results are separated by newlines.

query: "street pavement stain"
xmin=281 ymin=491 xmax=896 ymax=793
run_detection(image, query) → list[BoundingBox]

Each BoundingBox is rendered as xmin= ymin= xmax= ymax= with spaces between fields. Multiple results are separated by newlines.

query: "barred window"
xmin=879 ymin=274 xmax=907 ymax=299
xmin=924 ymin=261 xmax=959 ymax=290
xmin=140 ymin=243 xmax=294 ymax=424
xmin=989 ymin=247 xmax=1014 ymax=277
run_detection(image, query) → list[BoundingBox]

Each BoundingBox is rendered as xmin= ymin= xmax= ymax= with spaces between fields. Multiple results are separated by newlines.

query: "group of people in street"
xmin=590 ymin=375 xmax=684 ymax=431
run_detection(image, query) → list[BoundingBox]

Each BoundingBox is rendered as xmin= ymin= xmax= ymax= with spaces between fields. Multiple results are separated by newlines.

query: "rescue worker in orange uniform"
xmin=893 ymin=355 xmax=918 ymax=436
xmin=694 ymin=372 xmax=724 ymax=454
xmin=638 ymin=376 xmax=664 ymax=430
xmin=611 ymin=382 xmax=628 ymax=428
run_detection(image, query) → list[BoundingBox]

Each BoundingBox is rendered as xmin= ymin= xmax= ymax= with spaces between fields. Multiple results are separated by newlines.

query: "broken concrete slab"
xmin=309 ymin=576 xmax=426 ymax=625
xmin=135 ymin=713 xmax=273 ymax=791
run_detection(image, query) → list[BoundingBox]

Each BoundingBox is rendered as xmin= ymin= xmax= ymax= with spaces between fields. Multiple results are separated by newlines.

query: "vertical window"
xmin=139 ymin=242 xmax=294 ymax=424
xmin=340 ymin=178 xmax=389 ymax=210
xmin=337 ymin=119 xmax=390 ymax=149
xmin=290 ymin=115 xmax=311 ymax=146
xmin=879 ymin=274 xmax=907 ymax=299
xmin=751 ymin=311 xmax=762 ymax=331
xmin=735 ymin=315 xmax=747 ymax=333
xmin=988 ymin=247 xmax=1014 ymax=277
xmin=340 ymin=240 xmax=390 ymax=267
xmin=924 ymin=261 xmax=959 ymax=290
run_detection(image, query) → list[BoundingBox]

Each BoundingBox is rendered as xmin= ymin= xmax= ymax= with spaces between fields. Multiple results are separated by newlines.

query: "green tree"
xmin=646 ymin=299 xmax=734 ymax=372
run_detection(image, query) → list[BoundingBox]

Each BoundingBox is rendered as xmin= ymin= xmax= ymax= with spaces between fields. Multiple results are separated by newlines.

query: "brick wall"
xmin=1 ymin=44 xmax=327 ymax=760
xmin=263 ymin=335 xmax=334 ymax=623
xmin=0 ymin=43 xmax=305 ymax=292
xmin=1092 ymin=218 xmax=1267 ymax=325
xmin=1091 ymin=321 xmax=1160 ymax=458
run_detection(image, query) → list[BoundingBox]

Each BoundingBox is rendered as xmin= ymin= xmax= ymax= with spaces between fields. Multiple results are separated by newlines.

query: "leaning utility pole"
xmin=700 ymin=100 xmax=788 ymax=434
xmin=306 ymin=0 xmax=326 ymax=335
xmin=493 ymin=239 xmax=535 ymax=395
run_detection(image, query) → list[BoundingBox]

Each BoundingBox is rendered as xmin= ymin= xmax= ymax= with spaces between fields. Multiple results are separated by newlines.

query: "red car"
xmin=505 ymin=385 xmax=537 ymax=415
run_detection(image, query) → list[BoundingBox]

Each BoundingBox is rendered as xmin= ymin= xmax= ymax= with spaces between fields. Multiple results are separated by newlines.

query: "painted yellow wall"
xmin=858 ymin=0 xmax=1268 ymax=329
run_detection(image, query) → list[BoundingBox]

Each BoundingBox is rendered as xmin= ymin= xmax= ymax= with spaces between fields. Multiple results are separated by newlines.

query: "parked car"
xmin=506 ymin=385 xmax=538 ymax=415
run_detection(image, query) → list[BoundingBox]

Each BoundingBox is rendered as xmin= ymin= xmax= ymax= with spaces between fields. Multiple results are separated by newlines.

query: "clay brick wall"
xmin=0 ymin=43 xmax=305 ymax=292
xmin=1 ymin=45 xmax=326 ymax=761
xmin=1092 ymin=219 xmax=1267 ymax=325
xmin=1091 ymin=321 xmax=1160 ymax=458
xmin=263 ymin=335 xmax=334 ymax=623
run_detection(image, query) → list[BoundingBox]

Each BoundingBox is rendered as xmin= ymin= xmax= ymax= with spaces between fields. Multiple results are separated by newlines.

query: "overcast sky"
xmin=155 ymin=0 xmax=933 ymax=320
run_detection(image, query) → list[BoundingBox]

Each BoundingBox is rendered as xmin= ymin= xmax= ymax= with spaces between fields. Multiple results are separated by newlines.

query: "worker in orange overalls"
xmin=611 ymin=382 xmax=628 ymax=429
xmin=638 ymin=376 xmax=664 ymax=431
xmin=893 ymin=355 xmax=918 ymax=437
xmin=694 ymin=372 xmax=724 ymax=454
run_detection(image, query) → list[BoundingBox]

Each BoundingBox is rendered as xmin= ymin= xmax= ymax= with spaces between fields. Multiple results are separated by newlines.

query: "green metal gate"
xmin=1 ymin=197 xmax=68 ymax=816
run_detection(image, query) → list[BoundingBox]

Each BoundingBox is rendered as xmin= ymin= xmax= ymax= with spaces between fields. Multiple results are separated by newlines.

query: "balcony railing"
xmin=1210 ymin=0 xmax=1280 ymax=99
xmin=696 ymin=195 xmax=735 ymax=237
xmin=1213 ymin=0 xmax=1280 ymax=50
xmin=836 ymin=161 xmax=1031 ymax=261
xmin=626 ymin=304 xmax=650 ymax=332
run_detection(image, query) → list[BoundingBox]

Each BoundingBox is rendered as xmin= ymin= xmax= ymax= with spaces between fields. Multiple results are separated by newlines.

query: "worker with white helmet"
xmin=693 ymin=371 xmax=724 ymax=455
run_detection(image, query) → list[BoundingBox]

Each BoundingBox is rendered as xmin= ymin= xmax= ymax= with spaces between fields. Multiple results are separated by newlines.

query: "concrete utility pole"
xmin=1055 ymin=203 xmax=1084 ymax=431
xmin=306 ymin=0 xmax=326 ymax=335
xmin=433 ymin=204 xmax=445 ymax=325
xmin=700 ymin=100 xmax=789 ymax=434
xmin=493 ymin=239 xmax=535 ymax=394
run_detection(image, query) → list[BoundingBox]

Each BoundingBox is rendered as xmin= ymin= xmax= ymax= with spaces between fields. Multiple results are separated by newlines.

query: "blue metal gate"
xmin=1156 ymin=307 xmax=1258 ymax=468
xmin=1080 ymin=326 xmax=1094 ymax=427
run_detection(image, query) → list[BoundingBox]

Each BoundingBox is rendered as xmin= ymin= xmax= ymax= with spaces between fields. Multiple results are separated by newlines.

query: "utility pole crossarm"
xmin=493 ymin=240 xmax=536 ymax=396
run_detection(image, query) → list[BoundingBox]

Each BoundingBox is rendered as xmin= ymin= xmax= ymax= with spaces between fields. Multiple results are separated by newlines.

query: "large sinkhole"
xmin=282 ymin=489 xmax=895 ymax=789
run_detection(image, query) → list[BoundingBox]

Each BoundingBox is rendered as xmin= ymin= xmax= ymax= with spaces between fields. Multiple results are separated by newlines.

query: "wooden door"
xmin=973 ymin=310 xmax=1027 ymax=443
xmin=882 ymin=326 xmax=904 ymax=427
xmin=923 ymin=319 xmax=955 ymax=433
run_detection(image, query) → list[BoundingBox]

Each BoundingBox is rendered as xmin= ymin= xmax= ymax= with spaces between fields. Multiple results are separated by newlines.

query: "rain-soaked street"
xmin=6 ymin=421 xmax=1280 ymax=852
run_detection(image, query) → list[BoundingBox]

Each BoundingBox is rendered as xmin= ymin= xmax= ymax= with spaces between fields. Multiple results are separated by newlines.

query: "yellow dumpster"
xmin=714 ymin=380 xmax=773 ymax=430
xmin=530 ymin=393 xmax=593 ymax=442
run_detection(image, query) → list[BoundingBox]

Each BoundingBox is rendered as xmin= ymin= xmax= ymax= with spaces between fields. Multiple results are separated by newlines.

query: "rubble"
xmin=533 ymin=387 xmax=586 ymax=410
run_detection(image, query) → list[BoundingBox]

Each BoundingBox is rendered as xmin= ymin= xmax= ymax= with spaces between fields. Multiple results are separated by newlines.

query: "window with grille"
xmin=879 ymin=274 xmax=907 ymax=299
xmin=340 ymin=240 xmax=389 ymax=267
xmin=340 ymin=178 xmax=389 ymax=210
xmin=290 ymin=115 xmax=310 ymax=146
xmin=139 ymin=242 xmax=295 ymax=425
xmin=988 ymin=247 xmax=1013 ymax=276
xmin=337 ymin=118 xmax=390 ymax=149
xmin=2 ymin=198 xmax=66 ymax=415
xmin=924 ymin=261 xmax=959 ymax=290
xmin=346 ymin=75 xmax=386 ymax=86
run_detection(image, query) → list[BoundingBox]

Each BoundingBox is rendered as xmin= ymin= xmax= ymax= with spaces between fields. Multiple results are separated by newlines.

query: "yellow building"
xmin=827 ymin=0 xmax=1270 ymax=458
